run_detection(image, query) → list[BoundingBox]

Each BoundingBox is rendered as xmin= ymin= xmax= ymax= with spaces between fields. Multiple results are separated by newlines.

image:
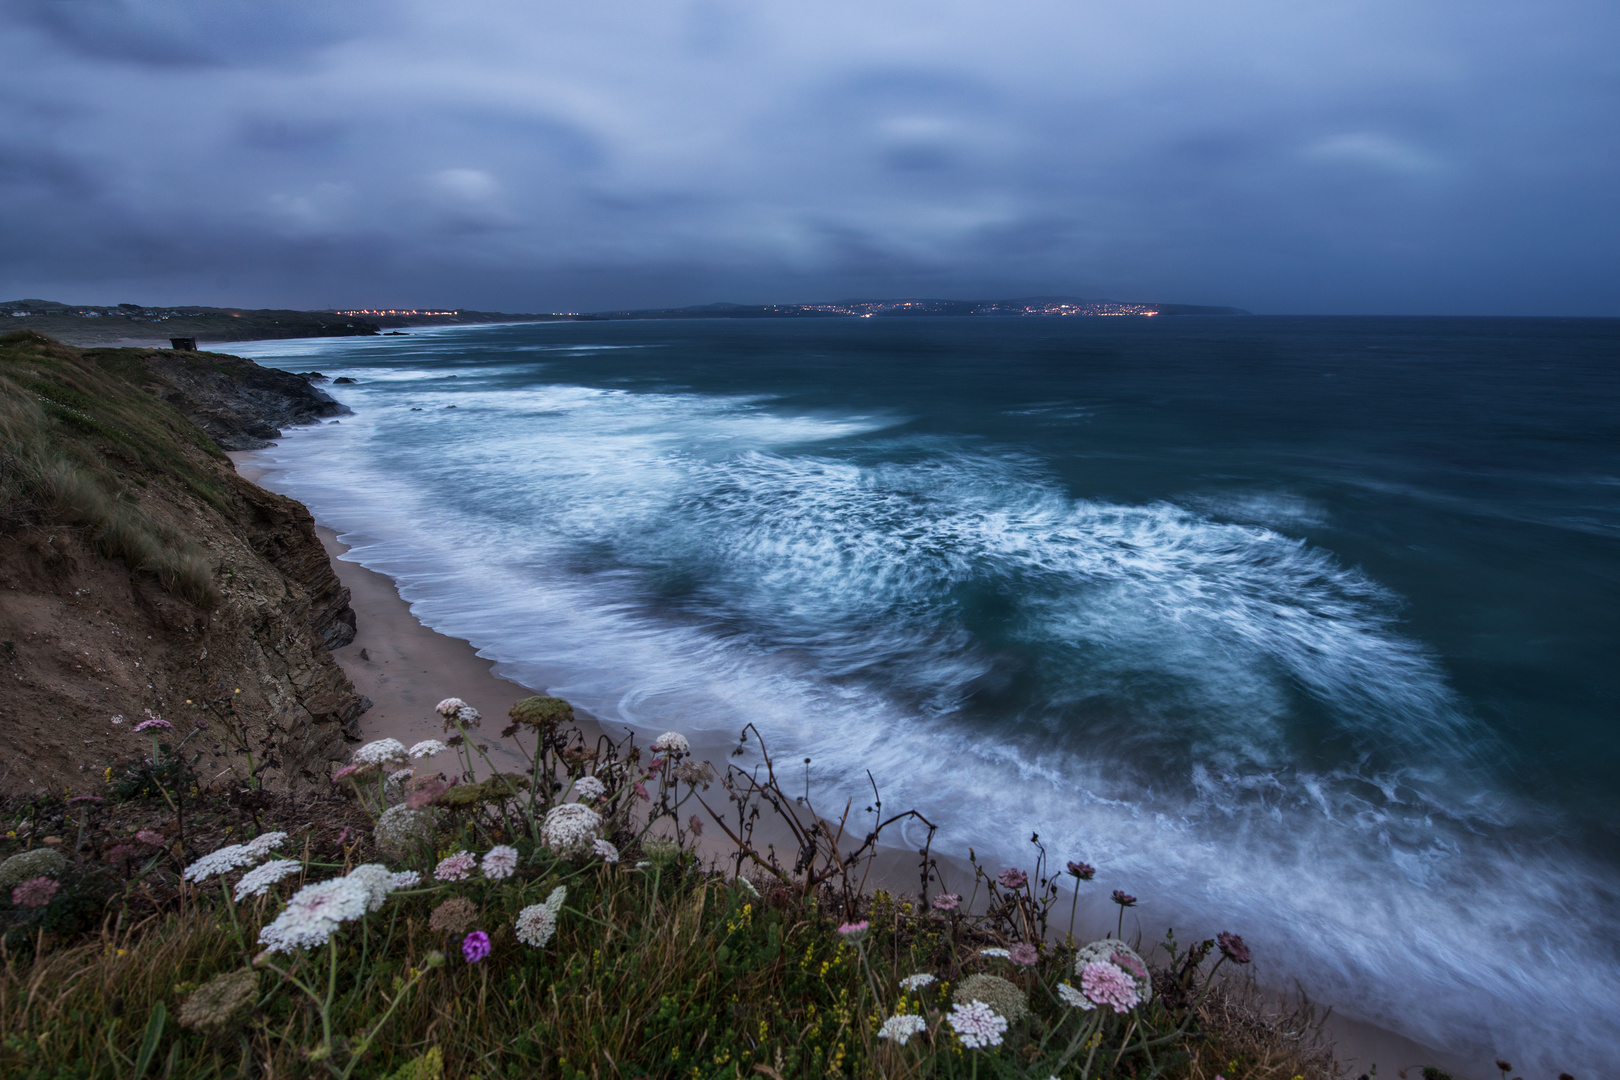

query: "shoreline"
xmin=229 ymin=450 xmax=1480 ymax=1079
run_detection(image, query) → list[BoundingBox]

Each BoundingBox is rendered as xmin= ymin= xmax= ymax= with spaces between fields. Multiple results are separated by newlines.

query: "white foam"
xmin=246 ymin=359 xmax=1619 ymax=1075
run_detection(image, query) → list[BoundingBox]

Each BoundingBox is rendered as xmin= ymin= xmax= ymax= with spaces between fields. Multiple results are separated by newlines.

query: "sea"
xmin=231 ymin=316 xmax=1620 ymax=1074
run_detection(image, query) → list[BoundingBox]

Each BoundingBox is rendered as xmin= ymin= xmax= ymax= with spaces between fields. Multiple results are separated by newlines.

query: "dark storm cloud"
xmin=1 ymin=0 xmax=1616 ymax=313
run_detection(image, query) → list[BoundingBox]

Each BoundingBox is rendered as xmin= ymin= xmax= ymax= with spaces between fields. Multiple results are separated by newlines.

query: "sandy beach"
xmin=230 ymin=451 xmax=1476 ymax=1079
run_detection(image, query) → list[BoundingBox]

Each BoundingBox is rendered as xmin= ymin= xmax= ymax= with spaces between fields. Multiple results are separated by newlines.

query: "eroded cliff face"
xmin=0 ymin=331 xmax=366 ymax=795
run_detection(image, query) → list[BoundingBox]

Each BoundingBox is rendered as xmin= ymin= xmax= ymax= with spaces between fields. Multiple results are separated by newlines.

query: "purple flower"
xmin=997 ymin=868 xmax=1027 ymax=890
xmin=435 ymin=852 xmax=477 ymax=882
xmin=1009 ymin=943 xmax=1039 ymax=967
xmin=1111 ymin=890 xmax=1137 ymax=907
xmin=1065 ymin=860 xmax=1096 ymax=880
xmin=1080 ymin=960 xmax=1140 ymax=1014
xmin=837 ymin=920 xmax=870 ymax=940
xmin=12 ymin=877 xmax=59 ymax=908
xmin=461 ymin=930 xmax=491 ymax=964
xmin=132 ymin=717 xmax=172 ymax=733
xmin=1217 ymin=931 xmax=1251 ymax=964
xmin=135 ymin=830 xmax=166 ymax=846
xmin=632 ymin=781 xmax=650 ymax=802
xmin=932 ymin=892 xmax=961 ymax=911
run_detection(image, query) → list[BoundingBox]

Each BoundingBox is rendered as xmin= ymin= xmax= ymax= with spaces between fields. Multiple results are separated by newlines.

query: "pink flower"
xmin=1217 ymin=931 xmax=1251 ymax=964
xmin=135 ymin=830 xmax=165 ymax=846
xmin=461 ymin=930 xmax=491 ymax=964
xmin=11 ymin=877 xmax=58 ymax=908
xmin=1066 ymin=860 xmax=1096 ymax=880
xmin=1111 ymin=949 xmax=1148 ymax=981
xmin=434 ymin=852 xmax=477 ymax=882
xmin=687 ymin=814 xmax=704 ymax=838
xmin=105 ymin=844 xmax=138 ymax=866
xmin=647 ymin=756 xmax=666 ymax=773
xmin=632 ymin=781 xmax=650 ymax=802
xmin=837 ymin=920 xmax=870 ymax=940
xmin=1009 ymin=943 xmax=1039 ymax=967
xmin=331 ymin=764 xmax=360 ymax=783
xmin=132 ymin=717 xmax=172 ymax=733
xmin=1080 ymin=960 xmax=1140 ymax=1014
xmin=997 ymin=868 xmax=1027 ymax=890
xmin=932 ymin=892 xmax=961 ymax=911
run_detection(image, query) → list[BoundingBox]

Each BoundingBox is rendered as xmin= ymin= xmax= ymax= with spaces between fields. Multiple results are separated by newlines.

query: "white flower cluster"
xmin=592 ymin=839 xmax=620 ymax=863
xmin=899 ymin=973 xmax=937 ymax=992
xmin=482 ymin=845 xmax=520 ymax=880
xmin=408 ymin=739 xmax=448 ymax=759
xmin=346 ymin=864 xmax=413 ymax=911
xmin=541 ymin=802 xmax=602 ymax=857
xmin=183 ymin=831 xmax=287 ymax=884
xmin=353 ymin=739 xmax=409 ymax=767
xmin=514 ymin=885 xmax=568 ymax=948
xmin=877 ymin=1014 xmax=927 ymax=1044
xmin=259 ymin=878 xmax=371 ymax=953
xmin=650 ymin=732 xmax=690 ymax=756
xmin=947 ymin=1000 xmax=1008 ymax=1049
xmin=234 ymin=859 xmax=302 ymax=900
xmin=1055 ymin=982 xmax=1095 ymax=1011
xmin=374 ymin=805 xmax=436 ymax=853
xmin=572 ymin=775 xmax=606 ymax=801
xmin=979 ymin=947 xmax=1011 ymax=959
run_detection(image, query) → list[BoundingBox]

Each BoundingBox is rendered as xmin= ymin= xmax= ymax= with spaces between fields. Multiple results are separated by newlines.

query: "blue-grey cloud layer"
xmin=3 ymin=0 xmax=1617 ymax=313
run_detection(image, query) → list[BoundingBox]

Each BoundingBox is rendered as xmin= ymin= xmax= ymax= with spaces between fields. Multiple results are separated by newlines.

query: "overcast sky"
xmin=3 ymin=0 xmax=1617 ymax=314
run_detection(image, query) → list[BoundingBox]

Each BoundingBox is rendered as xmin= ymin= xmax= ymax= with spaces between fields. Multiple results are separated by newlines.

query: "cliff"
xmin=0 ymin=330 xmax=366 ymax=795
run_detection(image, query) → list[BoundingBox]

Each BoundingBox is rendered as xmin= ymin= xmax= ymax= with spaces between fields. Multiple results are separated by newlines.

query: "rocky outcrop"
xmin=128 ymin=347 xmax=351 ymax=450
xmin=0 ymin=331 xmax=367 ymax=795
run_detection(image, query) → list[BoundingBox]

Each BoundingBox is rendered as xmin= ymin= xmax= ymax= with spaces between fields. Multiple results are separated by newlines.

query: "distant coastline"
xmin=3 ymin=294 xmax=1248 ymax=348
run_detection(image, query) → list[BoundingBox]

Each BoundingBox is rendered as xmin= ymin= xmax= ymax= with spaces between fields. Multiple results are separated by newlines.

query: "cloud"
xmin=0 ymin=0 xmax=1615 ymax=313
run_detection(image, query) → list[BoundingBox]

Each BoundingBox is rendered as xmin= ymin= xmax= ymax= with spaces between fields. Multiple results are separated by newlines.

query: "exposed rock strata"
xmin=133 ymin=348 xmax=351 ymax=450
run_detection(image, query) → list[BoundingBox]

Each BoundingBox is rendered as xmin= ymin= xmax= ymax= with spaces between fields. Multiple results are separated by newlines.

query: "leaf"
xmin=131 ymin=1001 xmax=166 ymax=1078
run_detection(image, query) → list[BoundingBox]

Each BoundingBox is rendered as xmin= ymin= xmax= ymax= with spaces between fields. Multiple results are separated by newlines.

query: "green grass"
xmin=0 ymin=701 xmax=1338 ymax=1080
xmin=0 ymin=331 xmax=222 ymax=606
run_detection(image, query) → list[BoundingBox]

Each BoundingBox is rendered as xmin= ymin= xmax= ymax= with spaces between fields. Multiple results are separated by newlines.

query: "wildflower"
xmin=1111 ymin=890 xmax=1136 ymax=907
xmin=1080 ymin=960 xmax=1139 ymax=1013
xmin=434 ymin=697 xmax=468 ymax=719
xmin=899 ymin=973 xmax=937 ymax=991
xmin=461 ymin=931 xmax=491 ymax=964
xmin=837 ymin=920 xmax=870 ymax=941
xmin=406 ymin=777 xmax=454 ymax=810
xmin=877 ymin=1014 xmax=928 ymax=1044
xmin=947 ymin=1000 xmax=1008 ymax=1049
xmin=632 ymin=781 xmax=650 ymax=801
xmin=436 ymin=698 xmax=481 ymax=730
xmin=541 ymin=802 xmax=602 ymax=857
xmin=688 ymin=814 xmax=704 ymax=838
xmin=346 ymin=864 xmax=409 ymax=911
xmin=11 ymin=876 xmax=58 ymax=908
xmin=430 ymin=897 xmax=478 ymax=935
xmin=641 ymin=837 xmax=679 ymax=866
xmin=373 ymin=805 xmax=435 ymax=853
xmin=1217 ymin=931 xmax=1251 ymax=965
xmin=735 ymin=876 xmax=758 ymax=896
xmin=353 ymin=738 xmax=409 ymax=767
xmin=997 ymin=868 xmax=1027 ymax=890
xmin=135 ymin=830 xmax=166 ymax=846
xmin=234 ymin=859 xmax=302 ymax=900
xmin=389 ymin=870 xmax=420 ymax=888
xmin=953 ymin=973 xmax=1028 ymax=1023
xmin=481 ymin=845 xmax=520 ymax=880
xmin=132 ymin=717 xmax=172 ymax=732
xmin=1065 ymin=860 xmax=1096 ymax=880
xmin=1073 ymin=940 xmax=1154 ymax=1004
xmin=258 ymin=877 xmax=371 ymax=953
xmin=979 ymin=947 xmax=1011 ymax=959
xmin=674 ymin=760 xmax=714 ymax=786
xmin=514 ymin=886 xmax=568 ymax=948
xmin=183 ymin=843 xmax=259 ymax=883
xmin=244 ymin=832 xmax=288 ymax=860
xmin=0 ymin=848 xmax=67 ymax=891
xmin=104 ymin=844 xmax=139 ymax=867
xmin=592 ymin=839 xmax=620 ymax=863
xmin=932 ymin=893 xmax=961 ymax=911
xmin=1056 ymin=982 xmax=1095 ymax=1010
xmin=389 ymin=767 xmax=415 ymax=785
xmin=408 ymin=739 xmax=448 ymax=759
xmin=1009 ymin=943 xmax=1039 ymax=967
xmin=650 ymin=731 xmax=690 ymax=756
xmin=434 ymin=852 xmax=477 ymax=882
xmin=331 ymin=764 xmax=361 ymax=783
xmin=178 ymin=968 xmax=259 ymax=1031
xmin=572 ymin=775 xmax=606 ymax=801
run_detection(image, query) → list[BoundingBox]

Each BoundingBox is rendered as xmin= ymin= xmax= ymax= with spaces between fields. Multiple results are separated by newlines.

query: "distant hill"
xmin=585 ymin=296 xmax=1250 ymax=319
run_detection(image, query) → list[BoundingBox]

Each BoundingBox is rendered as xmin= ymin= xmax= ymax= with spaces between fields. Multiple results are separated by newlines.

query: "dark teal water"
xmin=237 ymin=317 xmax=1620 ymax=1072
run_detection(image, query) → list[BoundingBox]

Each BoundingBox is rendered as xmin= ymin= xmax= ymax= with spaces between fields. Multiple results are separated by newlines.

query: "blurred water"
xmin=234 ymin=317 xmax=1620 ymax=1073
